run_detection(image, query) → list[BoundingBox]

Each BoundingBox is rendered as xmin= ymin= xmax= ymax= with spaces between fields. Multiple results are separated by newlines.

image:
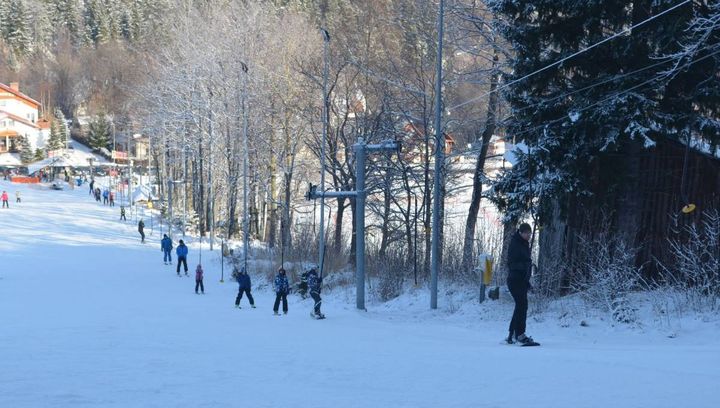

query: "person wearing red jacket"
xmin=1 ymin=191 xmax=9 ymax=208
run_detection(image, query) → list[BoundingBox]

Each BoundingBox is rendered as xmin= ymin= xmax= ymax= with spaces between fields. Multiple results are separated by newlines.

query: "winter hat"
xmin=163 ymin=234 xmax=168 ymax=238
xmin=278 ymin=267 xmax=286 ymax=274
xmin=179 ymin=240 xmax=184 ymax=245
xmin=518 ymin=223 xmax=532 ymax=234
xmin=196 ymin=264 xmax=203 ymax=272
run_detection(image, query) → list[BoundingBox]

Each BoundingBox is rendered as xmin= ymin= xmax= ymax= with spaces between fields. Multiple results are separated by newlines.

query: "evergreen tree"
xmin=52 ymin=0 xmax=82 ymax=44
xmin=0 ymin=0 xmax=10 ymax=39
xmin=82 ymin=0 xmax=100 ymax=44
xmin=659 ymin=2 xmax=720 ymax=150
xmin=18 ymin=134 xmax=34 ymax=163
xmin=5 ymin=0 xmax=34 ymax=61
xmin=119 ymin=7 xmax=134 ymax=41
xmin=88 ymin=114 xmax=110 ymax=150
xmin=490 ymin=0 xmax=694 ymax=223
xmin=34 ymin=148 xmax=45 ymax=161
xmin=55 ymin=108 xmax=69 ymax=149
xmin=30 ymin=6 xmax=53 ymax=57
xmin=46 ymin=120 xmax=62 ymax=152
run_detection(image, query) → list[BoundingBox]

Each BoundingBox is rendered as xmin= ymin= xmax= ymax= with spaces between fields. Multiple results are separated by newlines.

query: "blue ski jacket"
xmin=161 ymin=237 xmax=173 ymax=251
xmin=176 ymin=244 xmax=188 ymax=257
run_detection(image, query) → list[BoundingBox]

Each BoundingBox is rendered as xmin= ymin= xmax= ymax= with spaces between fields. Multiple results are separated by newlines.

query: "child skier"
xmin=273 ymin=267 xmax=290 ymax=315
xmin=195 ymin=264 xmax=205 ymax=294
xmin=1 ymin=190 xmax=9 ymax=208
xmin=120 ymin=206 xmax=126 ymax=221
xmin=15 ymin=191 xmax=20 ymax=203
xmin=307 ymin=268 xmax=324 ymax=319
xmin=234 ymin=267 xmax=256 ymax=308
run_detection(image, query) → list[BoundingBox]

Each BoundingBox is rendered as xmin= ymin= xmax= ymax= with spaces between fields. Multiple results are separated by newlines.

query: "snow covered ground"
xmin=1 ymin=179 xmax=718 ymax=408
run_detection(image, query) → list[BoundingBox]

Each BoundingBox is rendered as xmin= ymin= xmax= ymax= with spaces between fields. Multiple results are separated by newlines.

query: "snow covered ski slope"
xmin=0 ymin=180 xmax=718 ymax=408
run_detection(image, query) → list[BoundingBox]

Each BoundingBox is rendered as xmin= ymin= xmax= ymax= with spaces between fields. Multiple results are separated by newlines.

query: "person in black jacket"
xmin=138 ymin=219 xmax=145 ymax=243
xmin=506 ymin=223 xmax=535 ymax=345
xmin=307 ymin=268 xmax=324 ymax=319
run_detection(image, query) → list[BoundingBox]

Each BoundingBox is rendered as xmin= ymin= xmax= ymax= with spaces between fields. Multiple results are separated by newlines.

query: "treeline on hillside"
xmin=0 ymin=0 xmax=168 ymax=116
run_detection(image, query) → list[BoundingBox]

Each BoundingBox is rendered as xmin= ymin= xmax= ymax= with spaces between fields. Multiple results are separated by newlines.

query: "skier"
xmin=120 ymin=206 xmax=127 ymax=221
xmin=15 ymin=191 xmax=20 ymax=203
xmin=195 ymin=264 xmax=205 ymax=294
xmin=95 ymin=188 xmax=101 ymax=202
xmin=109 ymin=191 xmax=115 ymax=207
xmin=506 ymin=223 xmax=538 ymax=346
xmin=161 ymin=234 xmax=173 ymax=265
xmin=1 ymin=190 xmax=9 ymax=208
xmin=273 ymin=267 xmax=290 ymax=315
xmin=234 ymin=267 xmax=256 ymax=308
xmin=296 ymin=270 xmax=309 ymax=299
xmin=307 ymin=268 xmax=324 ymax=319
xmin=89 ymin=179 xmax=94 ymax=195
xmin=138 ymin=219 xmax=145 ymax=243
xmin=176 ymin=239 xmax=189 ymax=276
xmin=102 ymin=189 xmax=109 ymax=205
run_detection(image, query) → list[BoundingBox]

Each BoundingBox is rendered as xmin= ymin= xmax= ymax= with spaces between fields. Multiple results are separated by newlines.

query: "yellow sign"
xmin=147 ymin=201 xmax=153 ymax=209
xmin=483 ymin=258 xmax=493 ymax=285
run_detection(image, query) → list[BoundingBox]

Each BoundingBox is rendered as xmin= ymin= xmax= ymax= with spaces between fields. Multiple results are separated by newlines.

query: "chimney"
xmin=9 ymin=82 xmax=19 ymax=92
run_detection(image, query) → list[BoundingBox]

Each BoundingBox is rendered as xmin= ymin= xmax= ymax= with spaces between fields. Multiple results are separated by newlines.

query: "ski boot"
xmin=517 ymin=334 xmax=540 ymax=346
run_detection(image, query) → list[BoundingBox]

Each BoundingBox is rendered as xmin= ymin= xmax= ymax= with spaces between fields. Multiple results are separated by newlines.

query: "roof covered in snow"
xmin=0 ymin=153 xmax=22 ymax=167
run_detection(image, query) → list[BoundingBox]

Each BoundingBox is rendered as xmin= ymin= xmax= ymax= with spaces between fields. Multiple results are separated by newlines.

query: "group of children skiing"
xmin=1 ymin=190 xmax=21 ymax=208
xmin=156 ymin=233 xmax=325 ymax=318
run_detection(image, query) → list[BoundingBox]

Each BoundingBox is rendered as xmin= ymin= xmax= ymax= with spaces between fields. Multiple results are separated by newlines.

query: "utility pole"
xmin=183 ymin=144 xmax=187 ymax=238
xmin=208 ymin=87 xmax=214 ymax=251
xmin=307 ymin=138 xmax=400 ymax=310
xmin=430 ymin=0 xmax=445 ymax=310
xmin=319 ymin=28 xmax=330 ymax=277
xmin=129 ymin=159 xmax=134 ymax=219
xmin=241 ymin=61 xmax=249 ymax=273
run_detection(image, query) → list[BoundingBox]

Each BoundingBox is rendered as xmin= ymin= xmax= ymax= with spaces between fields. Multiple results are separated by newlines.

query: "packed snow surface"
xmin=0 ymin=180 xmax=718 ymax=408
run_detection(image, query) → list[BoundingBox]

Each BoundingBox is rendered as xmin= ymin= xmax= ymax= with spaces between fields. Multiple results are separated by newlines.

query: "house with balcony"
xmin=0 ymin=82 xmax=50 ymax=156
